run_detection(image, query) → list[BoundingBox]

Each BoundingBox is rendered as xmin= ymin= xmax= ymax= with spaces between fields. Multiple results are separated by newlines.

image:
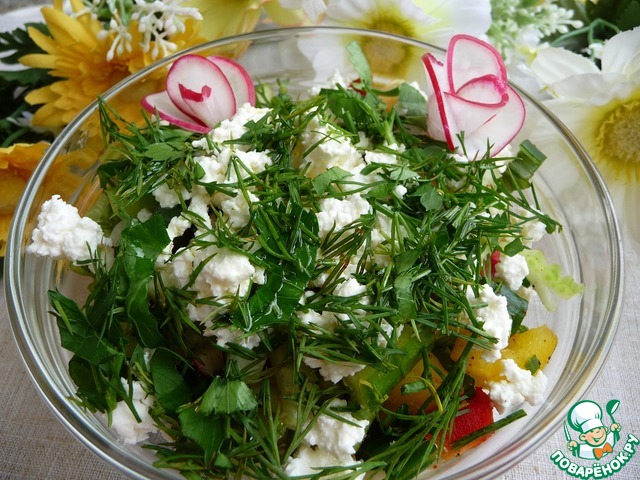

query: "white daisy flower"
xmin=297 ymin=0 xmax=491 ymax=81
xmin=531 ymin=26 xmax=640 ymax=247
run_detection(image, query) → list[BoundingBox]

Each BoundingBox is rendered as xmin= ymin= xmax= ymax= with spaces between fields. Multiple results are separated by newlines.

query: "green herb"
xmin=524 ymin=355 xmax=541 ymax=374
xmin=43 ymin=48 xmax=577 ymax=480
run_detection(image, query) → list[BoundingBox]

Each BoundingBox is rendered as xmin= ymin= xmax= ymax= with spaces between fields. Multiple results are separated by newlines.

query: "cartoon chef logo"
xmin=565 ymin=400 xmax=621 ymax=460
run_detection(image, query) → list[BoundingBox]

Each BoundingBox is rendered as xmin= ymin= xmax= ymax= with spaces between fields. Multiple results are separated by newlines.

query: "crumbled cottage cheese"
xmin=285 ymin=444 xmax=364 ymax=479
xmin=27 ymin=195 xmax=110 ymax=262
xmin=193 ymin=246 xmax=260 ymax=299
xmin=494 ymin=252 xmax=529 ymax=291
xmin=208 ymin=325 xmax=262 ymax=350
xmin=109 ymin=380 xmax=158 ymax=445
xmin=487 ymin=358 xmax=548 ymax=414
xmin=298 ymin=309 xmax=339 ymax=331
xmin=511 ymin=205 xmax=547 ymax=246
xmin=298 ymin=115 xmax=364 ymax=178
xmin=316 ymin=194 xmax=371 ymax=239
xmin=219 ymin=191 xmax=257 ymax=229
xmin=303 ymin=356 xmax=366 ymax=383
xmin=466 ymin=284 xmax=512 ymax=362
xmin=206 ymin=103 xmax=271 ymax=147
xmin=303 ymin=399 xmax=369 ymax=457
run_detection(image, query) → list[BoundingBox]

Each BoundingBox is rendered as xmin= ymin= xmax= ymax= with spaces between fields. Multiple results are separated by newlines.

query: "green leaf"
xmin=522 ymin=249 xmax=585 ymax=311
xmin=415 ymin=184 xmax=443 ymax=211
xmin=150 ymin=349 xmax=192 ymax=413
xmin=200 ymin=377 xmax=258 ymax=415
xmin=502 ymin=238 xmax=525 ymax=257
xmin=397 ymin=83 xmax=427 ymax=118
xmin=499 ymin=140 xmax=546 ymax=192
xmin=120 ymin=216 xmax=170 ymax=347
xmin=178 ymin=406 xmax=226 ymax=462
xmin=312 ymin=166 xmax=353 ymax=195
xmin=393 ymin=250 xmax=422 ymax=321
xmin=144 ymin=142 xmax=185 ymax=162
xmin=493 ymin=284 xmax=529 ymax=335
xmin=121 ymin=214 xmax=170 ymax=260
xmin=0 ymin=23 xmax=49 ymax=64
xmin=524 ymin=354 xmax=541 ymax=374
xmin=346 ymin=41 xmax=372 ymax=86
xmin=68 ymin=356 xmax=110 ymax=411
xmin=233 ymin=203 xmax=318 ymax=332
xmin=49 ymin=290 xmax=123 ymax=365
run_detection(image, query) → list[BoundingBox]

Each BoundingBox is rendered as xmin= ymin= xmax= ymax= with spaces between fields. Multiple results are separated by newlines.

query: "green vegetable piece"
xmin=344 ymin=327 xmax=433 ymax=420
xmin=120 ymin=215 xmax=170 ymax=347
xmin=522 ymin=249 xmax=585 ymax=311
xmin=346 ymin=41 xmax=372 ymax=87
xmin=49 ymin=290 xmax=122 ymax=365
xmin=524 ymin=354 xmax=541 ymax=374
xmin=397 ymin=82 xmax=427 ymax=119
xmin=150 ymin=348 xmax=192 ymax=413
xmin=178 ymin=406 xmax=226 ymax=464
xmin=200 ymin=377 xmax=258 ymax=415
xmin=312 ymin=166 xmax=353 ymax=195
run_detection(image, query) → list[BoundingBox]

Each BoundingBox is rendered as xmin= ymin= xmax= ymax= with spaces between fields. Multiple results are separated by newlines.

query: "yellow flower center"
xmin=595 ymin=99 xmax=640 ymax=182
xmin=361 ymin=12 xmax=416 ymax=77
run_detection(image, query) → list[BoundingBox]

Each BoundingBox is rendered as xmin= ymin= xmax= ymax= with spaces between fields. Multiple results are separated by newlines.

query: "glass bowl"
xmin=5 ymin=27 xmax=623 ymax=479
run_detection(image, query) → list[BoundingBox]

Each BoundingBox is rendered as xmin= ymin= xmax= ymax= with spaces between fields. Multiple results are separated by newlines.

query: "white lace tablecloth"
xmin=1 ymin=3 xmax=639 ymax=479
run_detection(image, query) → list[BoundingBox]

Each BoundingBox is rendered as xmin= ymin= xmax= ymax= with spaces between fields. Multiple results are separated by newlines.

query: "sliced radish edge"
xmin=141 ymin=54 xmax=256 ymax=134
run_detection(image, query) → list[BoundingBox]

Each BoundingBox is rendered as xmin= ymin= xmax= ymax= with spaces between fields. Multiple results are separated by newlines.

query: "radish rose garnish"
xmin=422 ymin=34 xmax=525 ymax=159
xmin=142 ymin=54 xmax=256 ymax=134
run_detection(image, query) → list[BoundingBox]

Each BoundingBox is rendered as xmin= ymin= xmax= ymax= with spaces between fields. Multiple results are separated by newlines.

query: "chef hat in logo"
xmin=568 ymin=400 xmax=604 ymax=434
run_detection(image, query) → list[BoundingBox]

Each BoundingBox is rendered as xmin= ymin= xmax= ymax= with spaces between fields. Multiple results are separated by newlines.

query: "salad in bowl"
xmin=6 ymin=28 xmax=620 ymax=480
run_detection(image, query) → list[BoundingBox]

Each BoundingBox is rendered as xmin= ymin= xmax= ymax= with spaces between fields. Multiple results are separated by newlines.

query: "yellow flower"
xmin=0 ymin=142 xmax=49 ymax=256
xmin=185 ymin=0 xmax=269 ymax=41
xmin=531 ymin=27 xmax=640 ymax=247
xmin=20 ymin=0 xmax=205 ymax=132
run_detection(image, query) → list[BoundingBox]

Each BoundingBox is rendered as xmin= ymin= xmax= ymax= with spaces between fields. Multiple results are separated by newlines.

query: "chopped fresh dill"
xmin=42 ymin=48 xmax=576 ymax=480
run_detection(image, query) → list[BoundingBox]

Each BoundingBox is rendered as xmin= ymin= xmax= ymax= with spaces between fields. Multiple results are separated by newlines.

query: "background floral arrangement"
xmin=0 ymin=0 xmax=639 ymax=256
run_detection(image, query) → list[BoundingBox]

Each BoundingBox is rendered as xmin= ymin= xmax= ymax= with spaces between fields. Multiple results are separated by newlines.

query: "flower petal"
xmin=601 ymin=26 xmax=640 ymax=75
xmin=532 ymin=47 xmax=599 ymax=87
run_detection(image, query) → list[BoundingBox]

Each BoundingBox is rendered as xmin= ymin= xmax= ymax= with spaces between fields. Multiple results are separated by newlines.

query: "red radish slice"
xmin=207 ymin=55 xmax=256 ymax=107
xmin=166 ymin=54 xmax=237 ymax=128
xmin=422 ymin=34 xmax=526 ymax=158
xmin=467 ymin=84 xmax=525 ymax=156
xmin=141 ymin=91 xmax=211 ymax=134
xmin=447 ymin=34 xmax=507 ymax=94
xmin=455 ymin=75 xmax=508 ymax=106
xmin=423 ymin=52 xmax=455 ymax=148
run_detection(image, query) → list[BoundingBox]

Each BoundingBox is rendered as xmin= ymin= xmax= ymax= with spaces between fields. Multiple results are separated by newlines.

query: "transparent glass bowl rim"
xmin=5 ymin=26 xmax=624 ymax=480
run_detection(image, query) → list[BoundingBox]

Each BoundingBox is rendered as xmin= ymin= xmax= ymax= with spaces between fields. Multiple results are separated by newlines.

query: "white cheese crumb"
xmin=198 ymin=103 xmax=270 ymax=148
xmin=333 ymin=278 xmax=367 ymax=298
xmin=298 ymin=116 xmax=364 ymax=178
xmin=27 ymin=195 xmax=110 ymax=262
xmin=109 ymin=381 xmax=157 ymax=445
xmin=208 ymin=325 xmax=262 ymax=350
xmin=152 ymin=181 xmax=189 ymax=208
xmin=303 ymin=356 xmax=365 ymax=384
xmin=393 ymin=184 xmax=407 ymax=199
xmin=219 ymin=191 xmax=257 ymax=229
xmin=487 ymin=358 xmax=548 ymax=414
xmin=298 ymin=309 xmax=339 ymax=331
xmin=193 ymin=247 xmax=257 ymax=299
xmin=494 ymin=253 xmax=529 ymax=291
xmin=316 ymin=194 xmax=371 ymax=239
xmin=284 ymin=444 xmax=364 ymax=479
xmin=303 ymin=399 xmax=369 ymax=457
xmin=466 ymin=284 xmax=512 ymax=362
